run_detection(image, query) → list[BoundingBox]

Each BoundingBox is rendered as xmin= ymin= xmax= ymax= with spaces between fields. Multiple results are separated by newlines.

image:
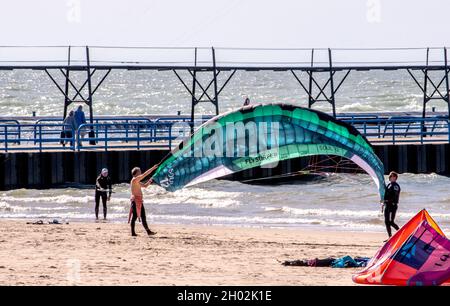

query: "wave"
xmin=148 ymin=214 xmax=385 ymax=231
xmin=265 ymin=206 xmax=450 ymax=220
xmin=0 ymin=212 xmax=126 ymax=220
xmin=0 ymin=195 xmax=92 ymax=205
xmin=0 ymin=172 xmax=449 ymax=232
xmin=0 ymin=201 xmax=29 ymax=212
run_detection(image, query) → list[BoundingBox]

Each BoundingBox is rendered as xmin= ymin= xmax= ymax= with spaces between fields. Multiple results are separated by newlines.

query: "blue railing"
xmin=0 ymin=116 xmax=447 ymax=152
xmin=347 ymin=116 xmax=449 ymax=144
xmin=33 ymin=117 xmax=152 ymax=144
xmin=0 ymin=119 xmax=21 ymax=144
xmin=76 ymin=122 xmax=179 ymax=151
xmin=0 ymin=123 xmax=75 ymax=152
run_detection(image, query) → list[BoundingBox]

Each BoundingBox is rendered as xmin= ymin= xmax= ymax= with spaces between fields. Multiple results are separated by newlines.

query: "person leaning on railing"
xmin=61 ymin=110 xmax=77 ymax=147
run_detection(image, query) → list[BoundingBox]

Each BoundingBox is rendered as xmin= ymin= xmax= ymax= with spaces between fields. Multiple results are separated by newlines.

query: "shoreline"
xmin=0 ymin=216 xmax=389 ymax=233
xmin=0 ymin=219 xmax=385 ymax=285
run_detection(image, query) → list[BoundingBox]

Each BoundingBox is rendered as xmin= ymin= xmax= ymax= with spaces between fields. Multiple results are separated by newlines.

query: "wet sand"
xmin=0 ymin=220 xmax=385 ymax=285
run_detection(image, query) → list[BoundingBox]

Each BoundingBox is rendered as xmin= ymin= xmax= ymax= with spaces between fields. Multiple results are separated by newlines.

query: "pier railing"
xmin=347 ymin=116 xmax=449 ymax=144
xmin=0 ymin=123 xmax=76 ymax=151
xmin=0 ymin=116 xmax=448 ymax=152
xmin=33 ymin=117 xmax=153 ymax=144
xmin=76 ymin=122 xmax=178 ymax=151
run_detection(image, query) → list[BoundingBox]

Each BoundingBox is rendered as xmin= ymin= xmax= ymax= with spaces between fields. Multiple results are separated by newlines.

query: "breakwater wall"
xmin=0 ymin=150 xmax=168 ymax=190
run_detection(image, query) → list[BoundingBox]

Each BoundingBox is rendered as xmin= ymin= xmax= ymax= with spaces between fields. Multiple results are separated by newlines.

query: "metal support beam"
xmin=60 ymin=68 xmax=89 ymax=102
xmin=423 ymin=48 xmax=429 ymax=119
xmin=217 ymin=69 xmax=237 ymax=96
xmin=422 ymin=48 xmax=430 ymax=133
xmin=291 ymin=67 xmax=349 ymax=117
xmin=426 ymin=72 xmax=448 ymax=100
xmin=195 ymin=71 xmax=220 ymax=102
xmin=44 ymin=46 xmax=111 ymax=123
xmin=407 ymin=47 xmax=450 ymax=118
xmin=191 ymin=48 xmax=197 ymax=131
xmin=328 ymin=48 xmax=336 ymax=117
xmin=212 ymin=47 xmax=219 ymax=115
xmin=406 ymin=69 xmax=425 ymax=92
xmin=45 ymin=69 xmax=71 ymax=101
xmin=174 ymin=47 xmax=235 ymax=125
xmin=63 ymin=46 xmax=71 ymax=119
xmin=308 ymin=49 xmax=314 ymax=108
xmin=309 ymin=71 xmax=332 ymax=101
xmin=290 ymin=49 xmax=346 ymax=117
xmin=334 ymin=70 xmax=351 ymax=93
xmin=188 ymin=69 xmax=215 ymax=103
xmin=444 ymin=47 xmax=450 ymax=118
xmin=91 ymin=69 xmax=111 ymax=96
xmin=86 ymin=46 xmax=94 ymax=124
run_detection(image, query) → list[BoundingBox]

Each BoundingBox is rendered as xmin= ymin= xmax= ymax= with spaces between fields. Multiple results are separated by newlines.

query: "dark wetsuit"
xmin=95 ymin=175 xmax=112 ymax=219
xmin=130 ymin=201 xmax=151 ymax=236
xmin=384 ymin=182 xmax=401 ymax=237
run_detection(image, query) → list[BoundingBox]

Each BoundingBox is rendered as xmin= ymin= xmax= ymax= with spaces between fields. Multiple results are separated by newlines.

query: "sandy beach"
xmin=0 ymin=220 xmax=386 ymax=286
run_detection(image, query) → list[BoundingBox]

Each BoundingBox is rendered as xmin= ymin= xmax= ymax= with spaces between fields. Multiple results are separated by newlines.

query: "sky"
xmin=0 ymin=0 xmax=449 ymax=48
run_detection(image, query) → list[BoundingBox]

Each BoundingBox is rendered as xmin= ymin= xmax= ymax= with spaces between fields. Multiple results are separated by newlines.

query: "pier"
xmin=0 ymin=112 xmax=447 ymax=190
xmin=0 ymin=46 xmax=449 ymax=189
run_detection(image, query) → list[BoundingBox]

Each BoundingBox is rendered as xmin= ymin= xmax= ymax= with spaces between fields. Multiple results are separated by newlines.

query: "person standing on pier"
xmin=382 ymin=171 xmax=401 ymax=238
xmin=95 ymin=168 xmax=112 ymax=220
xmin=74 ymin=105 xmax=87 ymax=146
xmin=128 ymin=165 xmax=158 ymax=237
xmin=62 ymin=110 xmax=77 ymax=147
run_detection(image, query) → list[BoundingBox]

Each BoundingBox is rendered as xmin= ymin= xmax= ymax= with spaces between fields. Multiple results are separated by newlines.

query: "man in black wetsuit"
xmin=383 ymin=171 xmax=401 ymax=238
xmin=95 ymin=168 xmax=112 ymax=220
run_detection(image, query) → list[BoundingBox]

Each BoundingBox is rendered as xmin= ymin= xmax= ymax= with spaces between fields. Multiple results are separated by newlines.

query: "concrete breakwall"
xmin=0 ymin=144 xmax=448 ymax=190
xmin=0 ymin=150 xmax=169 ymax=190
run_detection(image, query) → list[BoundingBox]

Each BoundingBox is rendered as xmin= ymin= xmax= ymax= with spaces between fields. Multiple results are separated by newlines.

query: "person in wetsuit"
xmin=128 ymin=165 xmax=158 ymax=237
xmin=383 ymin=171 xmax=401 ymax=238
xmin=95 ymin=168 xmax=112 ymax=220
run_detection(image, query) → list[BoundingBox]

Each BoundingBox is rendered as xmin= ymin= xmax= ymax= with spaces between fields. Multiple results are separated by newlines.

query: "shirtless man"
xmin=128 ymin=165 xmax=158 ymax=236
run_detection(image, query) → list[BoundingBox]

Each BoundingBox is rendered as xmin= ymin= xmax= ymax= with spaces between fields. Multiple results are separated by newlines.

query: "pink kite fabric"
xmin=353 ymin=209 xmax=450 ymax=286
xmin=387 ymin=221 xmax=450 ymax=286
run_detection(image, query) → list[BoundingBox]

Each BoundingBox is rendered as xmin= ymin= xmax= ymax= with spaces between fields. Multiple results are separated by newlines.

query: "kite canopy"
xmin=151 ymin=103 xmax=386 ymax=199
xmin=353 ymin=209 xmax=450 ymax=286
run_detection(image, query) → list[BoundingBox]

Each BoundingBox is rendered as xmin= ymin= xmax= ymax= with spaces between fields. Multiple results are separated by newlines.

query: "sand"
xmin=0 ymin=220 xmax=386 ymax=285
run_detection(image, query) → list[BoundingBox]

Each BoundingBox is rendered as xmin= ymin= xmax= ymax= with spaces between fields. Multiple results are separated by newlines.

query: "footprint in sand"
xmin=39 ymin=275 xmax=50 ymax=279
